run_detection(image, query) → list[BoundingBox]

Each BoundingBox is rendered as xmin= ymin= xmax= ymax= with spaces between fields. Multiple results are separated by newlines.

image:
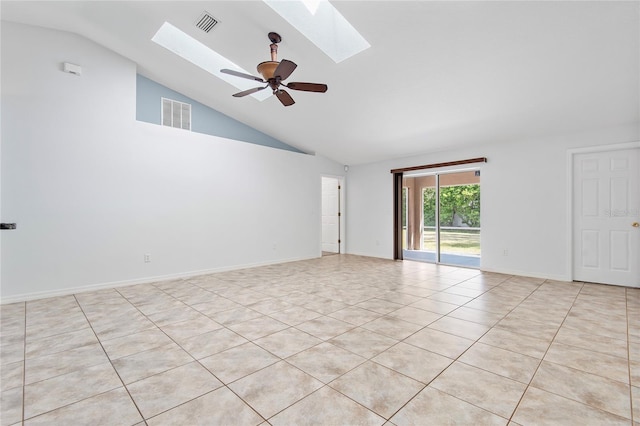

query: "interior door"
xmin=573 ymin=148 xmax=640 ymax=287
xmin=322 ymin=177 xmax=340 ymax=253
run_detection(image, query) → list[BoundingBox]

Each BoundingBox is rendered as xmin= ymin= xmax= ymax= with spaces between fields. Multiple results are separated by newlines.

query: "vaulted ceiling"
xmin=2 ymin=1 xmax=638 ymax=165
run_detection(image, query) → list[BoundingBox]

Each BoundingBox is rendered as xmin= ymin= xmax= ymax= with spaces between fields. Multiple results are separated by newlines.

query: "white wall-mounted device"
xmin=62 ymin=62 xmax=82 ymax=76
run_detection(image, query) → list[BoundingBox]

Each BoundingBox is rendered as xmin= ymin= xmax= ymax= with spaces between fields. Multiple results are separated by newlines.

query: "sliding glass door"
xmin=438 ymin=171 xmax=481 ymax=266
xmin=402 ymin=170 xmax=480 ymax=267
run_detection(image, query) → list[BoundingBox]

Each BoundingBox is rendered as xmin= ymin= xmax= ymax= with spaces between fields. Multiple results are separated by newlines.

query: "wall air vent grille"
xmin=162 ymin=98 xmax=191 ymax=131
xmin=196 ymin=12 xmax=219 ymax=33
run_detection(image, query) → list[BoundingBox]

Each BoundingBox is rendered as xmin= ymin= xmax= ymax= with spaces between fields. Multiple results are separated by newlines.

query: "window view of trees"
xmin=423 ymin=184 xmax=480 ymax=227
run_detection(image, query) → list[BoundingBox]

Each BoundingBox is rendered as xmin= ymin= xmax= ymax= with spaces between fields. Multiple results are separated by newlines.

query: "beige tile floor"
xmin=1 ymin=254 xmax=639 ymax=425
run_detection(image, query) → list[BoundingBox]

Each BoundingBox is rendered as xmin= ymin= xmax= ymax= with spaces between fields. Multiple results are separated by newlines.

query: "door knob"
xmin=633 ymin=222 xmax=640 ymax=228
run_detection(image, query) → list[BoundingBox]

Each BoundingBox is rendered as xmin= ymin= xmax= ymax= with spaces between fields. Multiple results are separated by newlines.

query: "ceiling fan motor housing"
xmin=257 ymin=61 xmax=279 ymax=81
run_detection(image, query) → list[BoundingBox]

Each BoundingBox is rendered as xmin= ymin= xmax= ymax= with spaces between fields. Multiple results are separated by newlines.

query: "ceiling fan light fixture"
xmin=257 ymin=61 xmax=279 ymax=80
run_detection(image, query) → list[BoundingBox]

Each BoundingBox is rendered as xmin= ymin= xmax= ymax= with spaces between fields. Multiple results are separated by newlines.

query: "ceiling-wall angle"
xmin=195 ymin=11 xmax=218 ymax=33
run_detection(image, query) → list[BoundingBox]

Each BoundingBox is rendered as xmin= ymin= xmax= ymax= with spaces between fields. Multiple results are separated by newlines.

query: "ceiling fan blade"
xmin=232 ymin=85 xmax=268 ymax=97
xmin=274 ymin=59 xmax=297 ymax=81
xmin=220 ymin=69 xmax=265 ymax=82
xmin=275 ymin=89 xmax=295 ymax=106
xmin=286 ymin=82 xmax=328 ymax=93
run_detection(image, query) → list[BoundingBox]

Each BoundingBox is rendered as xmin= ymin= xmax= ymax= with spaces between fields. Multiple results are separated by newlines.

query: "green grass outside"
xmin=404 ymin=229 xmax=480 ymax=255
xmin=424 ymin=230 xmax=480 ymax=255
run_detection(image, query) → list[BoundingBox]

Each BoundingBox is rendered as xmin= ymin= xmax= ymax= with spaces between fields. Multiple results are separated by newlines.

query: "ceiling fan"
xmin=220 ymin=32 xmax=328 ymax=107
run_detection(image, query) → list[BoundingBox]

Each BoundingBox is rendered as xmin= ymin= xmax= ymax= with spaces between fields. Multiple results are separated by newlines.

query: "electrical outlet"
xmin=503 ymin=249 xmax=509 ymax=256
xmin=144 ymin=254 xmax=151 ymax=263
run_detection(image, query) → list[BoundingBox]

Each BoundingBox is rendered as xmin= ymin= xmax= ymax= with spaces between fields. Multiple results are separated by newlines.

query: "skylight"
xmin=263 ymin=0 xmax=370 ymax=63
xmin=151 ymin=22 xmax=270 ymax=101
xmin=302 ymin=0 xmax=323 ymax=15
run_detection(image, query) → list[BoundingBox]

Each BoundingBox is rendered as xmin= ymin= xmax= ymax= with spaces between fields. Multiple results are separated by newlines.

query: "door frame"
xmin=566 ymin=141 xmax=640 ymax=282
xmin=320 ymin=175 xmax=345 ymax=255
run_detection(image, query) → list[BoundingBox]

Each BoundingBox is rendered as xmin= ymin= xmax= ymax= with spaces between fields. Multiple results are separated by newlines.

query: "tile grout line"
xmin=206 ymin=277 xmax=448 ymax=424
xmin=434 ymin=279 xmax=594 ymax=419
xmin=72 ymin=293 xmax=150 ymax=426
xmin=385 ymin=274 xmax=553 ymax=423
xmin=625 ymin=288 xmax=635 ymax=425
xmin=113 ymin=286 xmax=231 ymax=418
xmin=357 ymin=273 xmax=536 ymax=423
xmin=119 ymin=275 xmax=376 ymax=423
xmin=113 ymin=285 xmax=278 ymax=424
xmin=6 ymin=258 xmax=637 ymax=424
xmin=505 ymin=279 xmax=585 ymax=422
xmin=517 ymin=283 xmax=636 ymax=422
xmin=18 ymin=294 xmax=147 ymax=424
xmin=265 ymin=378 xmax=384 ymax=424
xmin=21 ymin=301 xmax=27 ymax=425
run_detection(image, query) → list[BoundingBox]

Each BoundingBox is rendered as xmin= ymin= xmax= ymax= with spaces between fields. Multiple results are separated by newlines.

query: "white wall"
xmin=1 ymin=22 xmax=344 ymax=302
xmin=346 ymin=124 xmax=640 ymax=281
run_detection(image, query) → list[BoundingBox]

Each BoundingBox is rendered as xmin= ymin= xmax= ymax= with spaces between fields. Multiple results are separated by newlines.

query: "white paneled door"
xmin=322 ymin=177 xmax=341 ymax=253
xmin=573 ymin=148 xmax=639 ymax=287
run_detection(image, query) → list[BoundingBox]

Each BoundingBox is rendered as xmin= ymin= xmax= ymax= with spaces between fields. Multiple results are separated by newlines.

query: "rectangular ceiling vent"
xmin=196 ymin=11 xmax=219 ymax=33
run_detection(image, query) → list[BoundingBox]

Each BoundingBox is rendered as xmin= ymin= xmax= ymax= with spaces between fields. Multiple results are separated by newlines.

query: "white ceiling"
xmin=2 ymin=1 xmax=638 ymax=165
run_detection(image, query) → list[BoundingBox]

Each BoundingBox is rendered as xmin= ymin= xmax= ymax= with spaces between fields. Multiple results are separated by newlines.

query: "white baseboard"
xmin=344 ymin=250 xmax=394 ymax=261
xmin=346 ymin=251 xmax=572 ymax=281
xmin=1 ymin=255 xmax=575 ymax=304
xmin=0 ymin=255 xmax=317 ymax=304
xmin=479 ymin=266 xmax=571 ymax=282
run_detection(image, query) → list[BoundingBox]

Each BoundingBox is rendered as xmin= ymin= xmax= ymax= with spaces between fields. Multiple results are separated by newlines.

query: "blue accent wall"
xmin=136 ymin=75 xmax=303 ymax=154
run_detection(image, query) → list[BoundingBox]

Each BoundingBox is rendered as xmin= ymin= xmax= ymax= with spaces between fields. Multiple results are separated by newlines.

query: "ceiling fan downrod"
xmin=258 ymin=32 xmax=282 ymax=82
xmin=268 ymin=32 xmax=281 ymax=61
